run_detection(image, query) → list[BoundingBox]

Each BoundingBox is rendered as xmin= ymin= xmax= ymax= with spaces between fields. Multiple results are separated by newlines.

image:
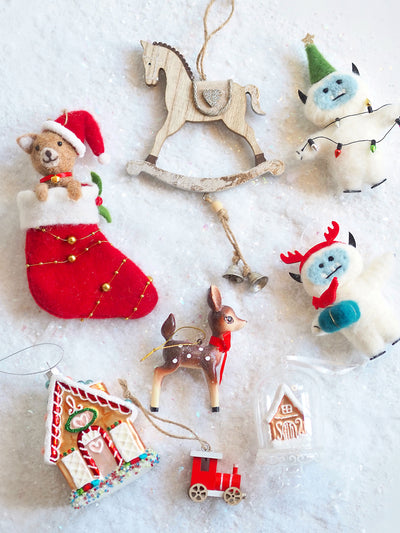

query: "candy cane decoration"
xmin=77 ymin=426 xmax=124 ymax=475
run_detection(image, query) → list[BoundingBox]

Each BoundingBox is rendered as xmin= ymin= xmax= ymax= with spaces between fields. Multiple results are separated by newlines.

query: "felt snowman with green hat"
xmin=297 ymin=34 xmax=400 ymax=192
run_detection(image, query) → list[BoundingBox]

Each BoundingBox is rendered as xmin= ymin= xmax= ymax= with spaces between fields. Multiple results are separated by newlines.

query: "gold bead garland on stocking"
xmin=26 ymin=226 xmax=154 ymax=319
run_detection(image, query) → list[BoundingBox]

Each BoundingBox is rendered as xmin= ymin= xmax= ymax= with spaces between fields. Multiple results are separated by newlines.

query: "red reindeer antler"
xmin=280 ymin=250 xmax=304 ymax=264
xmin=324 ymin=221 xmax=340 ymax=242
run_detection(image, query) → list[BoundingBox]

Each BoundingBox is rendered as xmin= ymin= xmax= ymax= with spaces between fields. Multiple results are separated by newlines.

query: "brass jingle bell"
xmin=222 ymin=263 xmax=245 ymax=283
xmin=247 ymin=271 xmax=269 ymax=292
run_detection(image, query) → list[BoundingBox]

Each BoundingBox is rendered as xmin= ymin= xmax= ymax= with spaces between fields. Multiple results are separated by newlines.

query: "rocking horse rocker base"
xmin=126 ymin=156 xmax=284 ymax=193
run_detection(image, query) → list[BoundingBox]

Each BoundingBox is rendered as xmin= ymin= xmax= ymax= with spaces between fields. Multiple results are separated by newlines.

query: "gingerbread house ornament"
xmin=266 ymin=384 xmax=307 ymax=444
xmin=44 ymin=370 xmax=159 ymax=509
xmin=254 ymin=364 xmax=323 ymax=464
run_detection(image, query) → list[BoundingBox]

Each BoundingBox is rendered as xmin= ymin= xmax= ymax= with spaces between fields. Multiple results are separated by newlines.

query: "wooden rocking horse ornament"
xmin=148 ymin=286 xmax=246 ymax=412
xmin=127 ymin=30 xmax=284 ymax=192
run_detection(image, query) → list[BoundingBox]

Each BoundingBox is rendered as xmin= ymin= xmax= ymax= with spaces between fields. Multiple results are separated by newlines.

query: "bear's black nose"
xmin=45 ymin=150 xmax=52 ymax=158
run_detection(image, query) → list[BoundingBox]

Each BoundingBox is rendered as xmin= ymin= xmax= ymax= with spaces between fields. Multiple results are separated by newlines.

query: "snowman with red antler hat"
xmin=16 ymin=110 xmax=158 ymax=320
xmin=281 ymin=221 xmax=400 ymax=360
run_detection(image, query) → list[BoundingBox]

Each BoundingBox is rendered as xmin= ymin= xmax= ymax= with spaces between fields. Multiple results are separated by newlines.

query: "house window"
xmin=281 ymin=404 xmax=293 ymax=414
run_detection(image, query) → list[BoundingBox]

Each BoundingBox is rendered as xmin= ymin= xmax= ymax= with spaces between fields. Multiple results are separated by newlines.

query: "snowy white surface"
xmin=1 ymin=1 xmax=400 ymax=532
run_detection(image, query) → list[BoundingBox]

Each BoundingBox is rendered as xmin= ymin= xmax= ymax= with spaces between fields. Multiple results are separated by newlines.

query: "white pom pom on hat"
xmin=98 ymin=152 xmax=110 ymax=165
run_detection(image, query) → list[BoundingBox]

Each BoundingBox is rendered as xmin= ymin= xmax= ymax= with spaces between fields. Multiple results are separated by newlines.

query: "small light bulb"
xmin=335 ymin=143 xmax=343 ymax=158
xmin=308 ymin=139 xmax=318 ymax=151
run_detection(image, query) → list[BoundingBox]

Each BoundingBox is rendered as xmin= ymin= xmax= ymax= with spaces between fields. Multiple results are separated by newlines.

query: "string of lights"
xmin=300 ymin=102 xmax=400 ymax=158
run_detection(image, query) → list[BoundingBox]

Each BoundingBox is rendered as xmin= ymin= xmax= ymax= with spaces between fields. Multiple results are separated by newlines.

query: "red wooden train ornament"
xmin=188 ymin=450 xmax=246 ymax=505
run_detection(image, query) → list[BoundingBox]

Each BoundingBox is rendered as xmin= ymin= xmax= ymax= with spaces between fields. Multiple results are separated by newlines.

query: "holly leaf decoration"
xmin=91 ymin=171 xmax=112 ymax=223
xmin=91 ymin=171 xmax=103 ymax=195
xmin=99 ymin=205 xmax=112 ymax=223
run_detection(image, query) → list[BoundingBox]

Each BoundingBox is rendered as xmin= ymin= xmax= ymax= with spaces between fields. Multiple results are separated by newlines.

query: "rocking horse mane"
xmin=152 ymin=41 xmax=194 ymax=81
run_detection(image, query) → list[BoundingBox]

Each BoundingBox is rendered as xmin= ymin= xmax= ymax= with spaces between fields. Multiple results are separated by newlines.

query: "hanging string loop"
xmin=0 ymin=343 xmax=64 ymax=376
xmin=196 ymin=0 xmax=235 ymax=80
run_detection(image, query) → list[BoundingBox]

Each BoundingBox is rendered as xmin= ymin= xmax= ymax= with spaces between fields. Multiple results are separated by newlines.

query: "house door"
xmin=85 ymin=434 xmax=119 ymax=477
xmin=281 ymin=420 xmax=298 ymax=440
xmin=78 ymin=426 xmax=123 ymax=477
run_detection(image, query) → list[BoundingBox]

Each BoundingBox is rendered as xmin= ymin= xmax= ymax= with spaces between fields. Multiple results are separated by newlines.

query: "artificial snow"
xmin=1 ymin=1 xmax=400 ymax=532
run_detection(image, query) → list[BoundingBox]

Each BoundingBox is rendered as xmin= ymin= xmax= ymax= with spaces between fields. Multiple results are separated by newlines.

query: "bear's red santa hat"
xmin=42 ymin=110 xmax=109 ymax=164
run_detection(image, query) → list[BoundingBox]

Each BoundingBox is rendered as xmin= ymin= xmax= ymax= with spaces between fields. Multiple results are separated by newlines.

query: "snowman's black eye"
xmin=323 ymin=88 xmax=329 ymax=93
xmin=328 ymin=256 xmax=334 ymax=261
xmin=319 ymin=263 xmax=324 ymax=268
xmin=336 ymin=79 xmax=343 ymax=84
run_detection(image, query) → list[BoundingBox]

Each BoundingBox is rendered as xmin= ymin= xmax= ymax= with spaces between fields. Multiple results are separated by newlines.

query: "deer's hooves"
xmin=211 ymin=406 xmax=220 ymax=413
xmin=150 ymin=406 xmax=159 ymax=412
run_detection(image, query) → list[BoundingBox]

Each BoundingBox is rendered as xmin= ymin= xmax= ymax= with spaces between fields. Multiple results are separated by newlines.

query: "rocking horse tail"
xmin=245 ymin=85 xmax=265 ymax=116
xmin=161 ymin=313 xmax=176 ymax=340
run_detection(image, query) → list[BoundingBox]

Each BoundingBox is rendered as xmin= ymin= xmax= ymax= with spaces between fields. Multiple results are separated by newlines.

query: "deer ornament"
xmin=281 ymin=221 xmax=400 ymax=360
xmin=149 ymin=286 xmax=246 ymax=412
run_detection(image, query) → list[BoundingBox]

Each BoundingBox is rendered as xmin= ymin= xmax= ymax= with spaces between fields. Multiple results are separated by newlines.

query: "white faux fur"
xmin=299 ymin=74 xmax=400 ymax=191
xmin=42 ymin=120 xmax=86 ymax=157
xmin=17 ymin=185 xmax=99 ymax=230
xmin=303 ymin=247 xmax=400 ymax=358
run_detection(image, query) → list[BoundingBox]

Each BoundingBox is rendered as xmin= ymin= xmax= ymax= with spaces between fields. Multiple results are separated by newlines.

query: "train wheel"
xmin=223 ymin=487 xmax=243 ymax=505
xmin=189 ymin=483 xmax=208 ymax=502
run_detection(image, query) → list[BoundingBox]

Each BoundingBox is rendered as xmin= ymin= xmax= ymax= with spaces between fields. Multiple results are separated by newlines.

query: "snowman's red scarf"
xmin=209 ymin=332 xmax=231 ymax=385
xmin=312 ymin=277 xmax=339 ymax=309
xmin=40 ymin=172 xmax=73 ymax=183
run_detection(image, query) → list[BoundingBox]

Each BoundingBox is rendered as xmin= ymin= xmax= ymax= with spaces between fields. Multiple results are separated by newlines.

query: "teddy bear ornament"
xmin=281 ymin=221 xmax=400 ymax=360
xmin=16 ymin=110 xmax=158 ymax=320
xmin=297 ymin=34 xmax=400 ymax=193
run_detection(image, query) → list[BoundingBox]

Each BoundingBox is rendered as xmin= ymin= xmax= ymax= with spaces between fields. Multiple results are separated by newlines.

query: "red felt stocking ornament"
xmin=18 ymin=187 xmax=157 ymax=319
xmin=16 ymin=109 xmax=157 ymax=319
